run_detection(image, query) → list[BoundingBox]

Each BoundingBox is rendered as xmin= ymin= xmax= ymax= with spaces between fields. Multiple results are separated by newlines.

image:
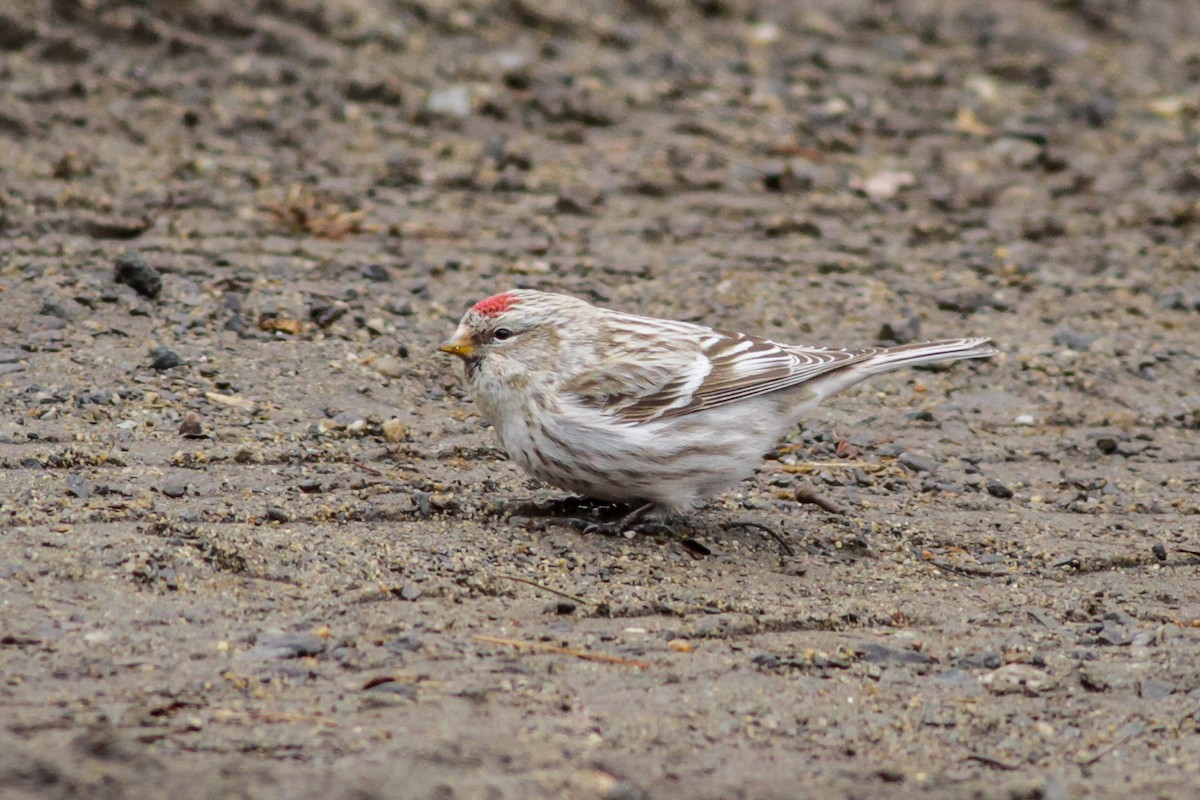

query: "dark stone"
xmin=149 ymin=346 xmax=183 ymax=371
xmin=309 ymin=302 xmax=346 ymax=328
xmin=114 ymin=252 xmax=162 ymax=299
xmin=362 ymin=263 xmax=392 ymax=282
xmin=1095 ymin=437 xmax=1118 ymax=454
xmin=985 ymin=479 xmax=1014 ymax=499
xmin=935 ymin=290 xmax=1001 ymax=314
xmin=160 ymin=483 xmax=187 ymax=498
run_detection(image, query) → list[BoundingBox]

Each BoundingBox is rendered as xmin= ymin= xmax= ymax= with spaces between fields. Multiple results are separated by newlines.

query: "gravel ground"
xmin=2 ymin=1 xmax=1199 ymax=798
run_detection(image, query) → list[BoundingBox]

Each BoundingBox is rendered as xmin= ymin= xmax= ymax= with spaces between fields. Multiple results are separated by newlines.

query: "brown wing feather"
xmin=564 ymin=324 xmax=880 ymax=423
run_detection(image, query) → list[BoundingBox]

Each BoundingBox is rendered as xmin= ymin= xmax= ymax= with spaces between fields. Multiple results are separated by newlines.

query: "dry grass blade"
xmin=472 ymin=634 xmax=651 ymax=669
xmin=261 ymin=184 xmax=378 ymax=240
xmin=495 ymin=574 xmax=588 ymax=605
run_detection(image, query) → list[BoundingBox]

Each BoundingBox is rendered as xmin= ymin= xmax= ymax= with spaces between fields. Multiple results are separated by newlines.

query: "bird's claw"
xmin=560 ymin=516 xmax=675 ymax=539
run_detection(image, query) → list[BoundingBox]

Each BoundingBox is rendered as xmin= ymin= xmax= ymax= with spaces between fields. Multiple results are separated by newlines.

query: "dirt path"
xmin=2 ymin=1 xmax=1198 ymax=798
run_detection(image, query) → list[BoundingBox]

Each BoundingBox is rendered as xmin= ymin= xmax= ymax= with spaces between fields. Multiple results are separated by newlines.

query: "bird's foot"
xmin=504 ymin=495 xmax=618 ymax=519
xmin=561 ymin=501 xmax=669 ymax=538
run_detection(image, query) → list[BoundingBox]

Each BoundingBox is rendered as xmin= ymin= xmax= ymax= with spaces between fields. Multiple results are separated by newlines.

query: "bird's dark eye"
xmin=493 ymin=328 xmax=514 ymax=341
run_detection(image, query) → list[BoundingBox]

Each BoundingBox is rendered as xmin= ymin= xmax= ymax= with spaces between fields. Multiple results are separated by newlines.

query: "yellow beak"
xmin=438 ymin=333 xmax=476 ymax=359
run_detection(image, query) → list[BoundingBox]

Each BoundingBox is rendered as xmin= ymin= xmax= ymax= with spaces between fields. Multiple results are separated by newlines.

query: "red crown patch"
xmin=471 ymin=292 xmax=516 ymax=317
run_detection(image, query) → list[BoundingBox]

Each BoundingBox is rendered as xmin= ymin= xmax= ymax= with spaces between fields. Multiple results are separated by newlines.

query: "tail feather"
xmin=803 ymin=337 xmax=996 ymax=407
xmin=858 ymin=337 xmax=997 ymax=373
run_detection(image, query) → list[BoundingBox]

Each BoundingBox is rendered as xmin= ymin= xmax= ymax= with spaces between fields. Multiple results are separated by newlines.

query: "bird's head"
xmin=439 ymin=290 xmax=594 ymax=385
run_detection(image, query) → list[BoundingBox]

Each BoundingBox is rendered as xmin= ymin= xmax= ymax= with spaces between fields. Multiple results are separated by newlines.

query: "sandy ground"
xmin=2 ymin=0 xmax=1199 ymax=798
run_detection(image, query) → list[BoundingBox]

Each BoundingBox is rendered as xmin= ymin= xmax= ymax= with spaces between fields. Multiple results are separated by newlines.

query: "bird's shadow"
xmin=498 ymin=495 xmax=796 ymax=556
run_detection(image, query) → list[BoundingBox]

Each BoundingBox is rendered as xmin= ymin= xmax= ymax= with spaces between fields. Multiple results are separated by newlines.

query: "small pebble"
xmin=425 ymin=85 xmax=471 ymax=118
xmin=382 ymin=418 xmax=407 ymax=442
xmin=373 ymin=356 xmax=406 ymax=379
xmin=362 ymin=264 xmax=391 ymax=282
xmin=1052 ymin=326 xmax=1095 ymax=352
xmin=179 ymin=413 xmax=203 ymax=438
xmin=264 ymin=506 xmax=290 ymax=523
xmin=980 ymin=663 xmax=1057 ymax=695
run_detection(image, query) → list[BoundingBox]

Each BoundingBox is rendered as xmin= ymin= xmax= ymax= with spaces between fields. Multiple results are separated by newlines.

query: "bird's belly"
xmin=492 ymin=401 xmax=788 ymax=510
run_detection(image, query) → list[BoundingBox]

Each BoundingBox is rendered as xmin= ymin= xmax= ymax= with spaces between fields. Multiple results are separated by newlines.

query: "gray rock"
xmin=66 ymin=473 xmax=93 ymax=499
xmin=1053 ymin=326 xmax=1095 ymax=352
xmin=1139 ymin=678 xmax=1175 ymax=699
xmin=859 ymin=643 xmax=935 ymax=666
xmin=245 ymin=631 xmax=328 ymax=660
xmin=898 ymin=452 xmax=939 ymax=473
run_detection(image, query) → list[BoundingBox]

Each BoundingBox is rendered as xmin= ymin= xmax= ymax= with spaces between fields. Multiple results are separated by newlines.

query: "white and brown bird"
xmin=440 ymin=290 xmax=995 ymax=527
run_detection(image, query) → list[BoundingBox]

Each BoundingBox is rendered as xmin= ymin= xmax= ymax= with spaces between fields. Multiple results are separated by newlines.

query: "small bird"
xmin=440 ymin=290 xmax=996 ymax=528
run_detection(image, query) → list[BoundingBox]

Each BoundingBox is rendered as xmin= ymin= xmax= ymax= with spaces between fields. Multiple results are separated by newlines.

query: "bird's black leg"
xmin=553 ymin=500 xmax=673 ymax=538
xmin=577 ymin=500 xmax=659 ymax=536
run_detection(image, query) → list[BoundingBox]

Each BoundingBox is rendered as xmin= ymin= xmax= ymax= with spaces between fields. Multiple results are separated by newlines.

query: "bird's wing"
xmin=564 ymin=317 xmax=877 ymax=423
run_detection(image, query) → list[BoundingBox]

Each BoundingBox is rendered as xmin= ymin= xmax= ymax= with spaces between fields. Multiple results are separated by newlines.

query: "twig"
xmin=925 ymin=559 xmax=980 ymax=578
xmin=965 ymin=753 xmax=1020 ymax=771
xmin=472 ymin=634 xmax=651 ymax=669
xmin=724 ymin=521 xmax=795 ymax=556
xmin=794 ymin=487 xmax=847 ymax=515
xmin=1079 ymin=721 xmax=1147 ymax=768
xmin=210 ymin=708 xmax=341 ymax=727
xmin=782 ymin=460 xmax=871 ymax=471
xmin=495 ymin=574 xmax=588 ymax=605
xmin=353 ymin=462 xmax=382 ymax=476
